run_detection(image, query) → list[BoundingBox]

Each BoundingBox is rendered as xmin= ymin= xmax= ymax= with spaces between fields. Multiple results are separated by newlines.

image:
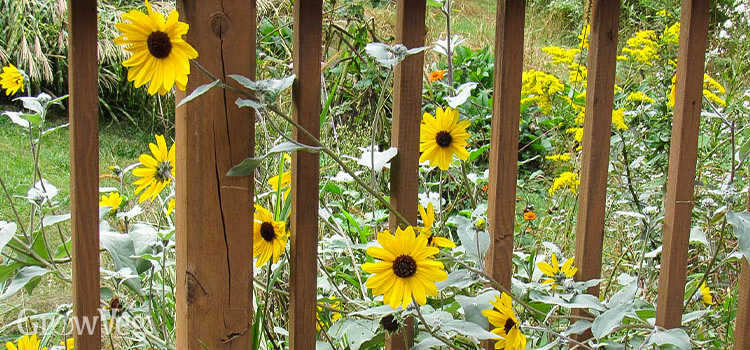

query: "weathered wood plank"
xmin=68 ymin=0 xmax=101 ymax=348
xmin=735 ymin=259 xmax=750 ymax=349
xmin=289 ymin=1 xmax=323 ymax=349
xmin=175 ymin=0 xmax=256 ymax=348
xmin=573 ymin=0 xmax=620 ymax=294
xmin=386 ymin=1 xmax=426 ymax=348
xmin=485 ymin=0 xmax=526 ymax=291
xmin=655 ymin=0 xmax=710 ymax=329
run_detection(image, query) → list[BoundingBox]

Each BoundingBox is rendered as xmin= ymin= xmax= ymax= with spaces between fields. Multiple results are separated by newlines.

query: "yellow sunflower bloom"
xmin=60 ymin=338 xmax=74 ymax=350
xmin=482 ymin=293 xmax=527 ymax=350
xmin=114 ymin=0 xmax=198 ymax=95
xmin=133 ymin=134 xmax=175 ymax=202
xmin=537 ymin=254 xmax=577 ymax=287
xmin=99 ymin=192 xmax=123 ymax=213
xmin=268 ymin=171 xmax=292 ymax=200
xmin=362 ymin=227 xmax=448 ymax=309
xmin=166 ymin=198 xmax=175 ymax=217
xmin=417 ymin=202 xmax=456 ymax=249
xmin=419 ymin=107 xmax=471 ymax=171
xmin=253 ymin=204 xmax=288 ymax=267
xmin=699 ymin=282 xmax=713 ymax=307
xmin=5 ymin=334 xmax=47 ymax=350
xmin=1 ymin=63 xmax=24 ymax=96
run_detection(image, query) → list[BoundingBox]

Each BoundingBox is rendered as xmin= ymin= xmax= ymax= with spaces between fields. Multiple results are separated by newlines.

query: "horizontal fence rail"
xmin=61 ymin=0 xmax=747 ymax=347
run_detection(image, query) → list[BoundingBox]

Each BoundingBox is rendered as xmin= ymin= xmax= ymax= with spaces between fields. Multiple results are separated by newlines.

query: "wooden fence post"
xmin=68 ymin=0 xmax=101 ymax=348
xmin=736 ymin=259 xmax=750 ymax=348
xmin=288 ymin=1 xmax=323 ymax=348
xmin=573 ymin=0 xmax=620 ymax=295
xmin=175 ymin=0 xmax=256 ymax=348
xmin=655 ymin=0 xmax=710 ymax=329
xmin=387 ymin=0 xmax=426 ymax=348
xmin=485 ymin=0 xmax=526 ymax=291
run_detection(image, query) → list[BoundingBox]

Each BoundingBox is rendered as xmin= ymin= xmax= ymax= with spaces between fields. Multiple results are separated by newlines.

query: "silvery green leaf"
xmin=436 ymin=269 xmax=480 ymax=291
xmin=40 ymin=123 xmax=69 ymax=139
xmin=644 ymin=328 xmax=691 ymax=349
xmin=446 ymin=82 xmax=477 ymax=108
xmin=100 ymin=230 xmax=142 ymax=295
xmin=365 ymin=42 xmax=399 ymax=68
xmin=329 ymin=171 xmax=356 ymax=183
xmin=350 ymin=304 xmax=400 ymax=317
xmin=406 ymin=46 xmax=429 ymax=56
xmin=116 ymin=205 xmax=143 ymax=221
xmin=609 ymin=276 xmax=637 ymax=307
xmin=433 ymin=35 xmax=466 ymax=56
xmin=42 ymin=214 xmax=71 ymax=227
xmin=455 ymin=289 xmax=501 ymax=329
xmin=327 ymin=318 xmax=379 ymax=350
xmin=726 ymin=210 xmax=750 ymax=263
xmin=450 ymin=215 xmax=490 ymax=265
xmin=562 ymin=320 xmax=592 ymax=336
xmin=529 ymin=290 xmax=606 ymax=312
xmin=0 ymin=266 xmax=49 ymax=301
xmin=316 ymin=341 xmax=333 ymax=350
xmin=16 ymin=96 xmax=44 ymax=114
xmin=644 ymin=245 xmax=662 ymax=258
xmin=0 ymin=222 xmax=17 ymax=252
xmin=682 ymin=310 xmax=711 ymax=324
xmin=346 ymin=147 xmax=398 ymax=173
xmin=689 ymin=227 xmax=708 ymax=246
xmin=177 ymin=80 xmax=220 ymax=108
xmin=412 ymin=337 xmax=443 ymax=350
xmin=26 ymin=179 xmax=58 ymax=204
xmin=229 ymin=74 xmax=296 ymax=97
xmin=227 ymin=142 xmax=321 ymax=177
xmin=441 ymin=318 xmax=497 ymax=340
xmin=4 ymin=111 xmax=30 ymax=128
xmin=592 ymin=304 xmax=633 ymax=339
xmin=235 ymin=97 xmax=266 ymax=110
xmin=273 ymin=326 xmax=289 ymax=337
xmin=614 ymin=210 xmax=647 ymax=219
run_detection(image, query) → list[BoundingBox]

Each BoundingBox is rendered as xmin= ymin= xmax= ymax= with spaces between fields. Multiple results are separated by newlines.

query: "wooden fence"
xmin=65 ymin=0 xmax=749 ymax=349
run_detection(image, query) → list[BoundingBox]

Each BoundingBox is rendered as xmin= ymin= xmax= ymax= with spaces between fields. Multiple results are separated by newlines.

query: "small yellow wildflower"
xmin=566 ymin=127 xmax=584 ymax=143
xmin=549 ymin=172 xmax=580 ymax=195
xmin=656 ymin=9 xmax=670 ymax=17
xmin=523 ymin=211 xmax=537 ymax=221
xmin=541 ymin=46 xmax=581 ymax=64
xmin=545 ymin=154 xmax=571 ymax=162
xmin=662 ymin=22 xmax=680 ymax=44
xmin=612 ymin=108 xmax=628 ymax=131
xmin=621 ymin=30 xmax=659 ymax=65
xmin=578 ymin=25 xmax=590 ymax=50
xmin=99 ymin=192 xmax=123 ymax=213
xmin=316 ymin=299 xmax=342 ymax=331
xmin=568 ymin=63 xmax=587 ymax=84
xmin=626 ymin=91 xmax=655 ymax=104
xmin=60 ymin=338 xmax=74 ymax=350
xmin=699 ymin=282 xmax=713 ymax=307
xmin=521 ymin=70 xmax=564 ymax=113
xmin=428 ymin=70 xmax=445 ymax=82
xmin=537 ymin=254 xmax=578 ymax=287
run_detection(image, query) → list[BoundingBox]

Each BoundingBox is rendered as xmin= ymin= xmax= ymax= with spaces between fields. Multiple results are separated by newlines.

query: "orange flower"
xmin=523 ymin=211 xmax=537 ymax=221
xmin=428 ymin=70 xmax=446 ymax=82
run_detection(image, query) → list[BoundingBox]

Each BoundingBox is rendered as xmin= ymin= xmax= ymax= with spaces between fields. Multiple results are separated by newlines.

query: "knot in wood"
xmin=210 ymin=12 xmax=230 ymax=39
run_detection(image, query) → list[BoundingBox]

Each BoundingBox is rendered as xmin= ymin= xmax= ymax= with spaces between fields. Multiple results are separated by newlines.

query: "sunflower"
xmin=99 ymin=192 xmax=123 ymax=213
xmin=417 ymin=202 xmax=456 ymax=249
xmin=1 ymin=63 xmax=24 ymax=96
xmin=5 ymin=334 xmax=47 ymax=350
xmin=482 ymin=293 xmax=527 ymax=350
xmin=699 ymin=282 xmax=713 ymax=307
xmin=114 ymin=0 xmax=198 ymax=95
xmin=268 ymin=170 xmax=291 ymax=200
xmin=428 ymin=70 xmax=445 ymax=82
xmin=60 ymin=338 xmax=74 ymax=350
xmin=253 ymin=204 xmax=288 ymax=267
xmin=133 ymin=134 xmax=175 ymax=202
xmin=362 ymin=227 xmax=448 ymax=309
xmin=419 ymin=107 xmax=471 ymax=171
xmin=166 ymin=198 xmax=175 ymax=217
xmin=537 ymin=254 xmax=577 ymax=287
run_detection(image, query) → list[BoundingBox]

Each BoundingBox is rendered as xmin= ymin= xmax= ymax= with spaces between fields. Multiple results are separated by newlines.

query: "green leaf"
xmin=726 ymin=210 xmax=750 ymax=264
xmin=227 ymin=142 xmax=321 ymax=177
xmin=592 ymin=304 xmax=633 ymax=339
xmin=0 ymin=222 xmax=17 ymax=252
xmin=0 ymin=266 xmax=49 ymax=300
xmin=644 ymin=328 xmax=691 ymax=349
xmin=100 ymin=229 xmax=142 ymax=295
xmin=467 ymin=144 xmax=490 ymax=162
xmin=455 ymin=289 xmax=500 ymax=329
xmin=228 ymin=74 xmax=296 ymax=98
xmin=327 ymin=318 xmax=379 ymax=350
xmin=42 ymin=213 xmax=71 ymax=227
xmin=177 ymin=80 xmax=220 ymax=108
xmin=235 ymin=97 xmax=266 ymax=110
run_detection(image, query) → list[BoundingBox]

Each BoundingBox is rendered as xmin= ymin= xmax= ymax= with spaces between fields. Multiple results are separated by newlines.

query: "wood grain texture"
xmin=573 ymin=0 xmax=620 ymax=294
xmin=655 ymin=0 xmax=709 ymax=329
xmin=483 ymin=2 xmax=526 ymax=348
xmin=386 ymin=2 xmax=425 ymax=349
xmin=289 ymin=1 xmax=323 ymax=349
xmin=735 ymin=259 xmax=750 ymax=349
xmin=485 ymin=0 xmax=526 ymax=291
xmin=68 ymin=0 xmax=101 ymax=348
xmin=175 ymin=0 xmax=256 ymax=348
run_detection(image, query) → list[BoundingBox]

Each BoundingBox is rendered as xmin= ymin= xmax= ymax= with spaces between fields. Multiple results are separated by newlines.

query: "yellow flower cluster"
xmin=662 ymin=22 xmax=680 ymax=44
xmin=566 ymin=127 xmax=584 ymax=143
xmin=549 ymin=171 xmax=580 ymax=195
xmin=521 ymin=69 xmax=564 ymax=113
xmin=667 ymin=74 xmax=726 ymax=107
xmin=611 ymin=108 xmax=629 ymax=131
xmin=578 ymin=25 xmax=590 ymax=50
xmin=541 ymin=46 xmax=581 ymax=64
xmin=621 ymin=30 xmax=659 ymax=65
xmin=626 ymin=91 xmax=655 ymax=104
xmin=545 ymin=154 xmax=571 ymax=162
xmin=568 ymin=63 xmax=587 ymax=84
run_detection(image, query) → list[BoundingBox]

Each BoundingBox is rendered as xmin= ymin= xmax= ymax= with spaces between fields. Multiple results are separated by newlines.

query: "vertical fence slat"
xmin=573 ymin=0 xmax=620 ymax=294
xmin=175 ymin=0 xmax=256 ymax=348
xmin=68 ymin=0 xmax=101 ymax=347
xmin=386 ymin=1 xmax=426 ymax=348
xmin=485 ymin=0 xmax=526 ymax=290
xmin=655 ymin=0 xmax=710 ymax=329
xmin=289 ymin=1 xmax=323 ymax=348
xmin=735 ymin=259 xmax=750 ymax=348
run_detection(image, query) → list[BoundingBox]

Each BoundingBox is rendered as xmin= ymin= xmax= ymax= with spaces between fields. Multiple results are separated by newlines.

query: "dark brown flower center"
xmin=156 ymin=161 xmax=173 ymax=182
xmin=392 ymin=255 xmax=417 ymax=278
xmin=504 ymin=318 xmax=517 ymax=334
xmin=436 ymin=131 xmax=453 ymax=148
xmin=260 ymin=222 xmax=276 ymax=241
xmin=147 ymin=31 xmax=172 ymax=59
xmin=381 ymin=315 xmax=399 ymax=332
